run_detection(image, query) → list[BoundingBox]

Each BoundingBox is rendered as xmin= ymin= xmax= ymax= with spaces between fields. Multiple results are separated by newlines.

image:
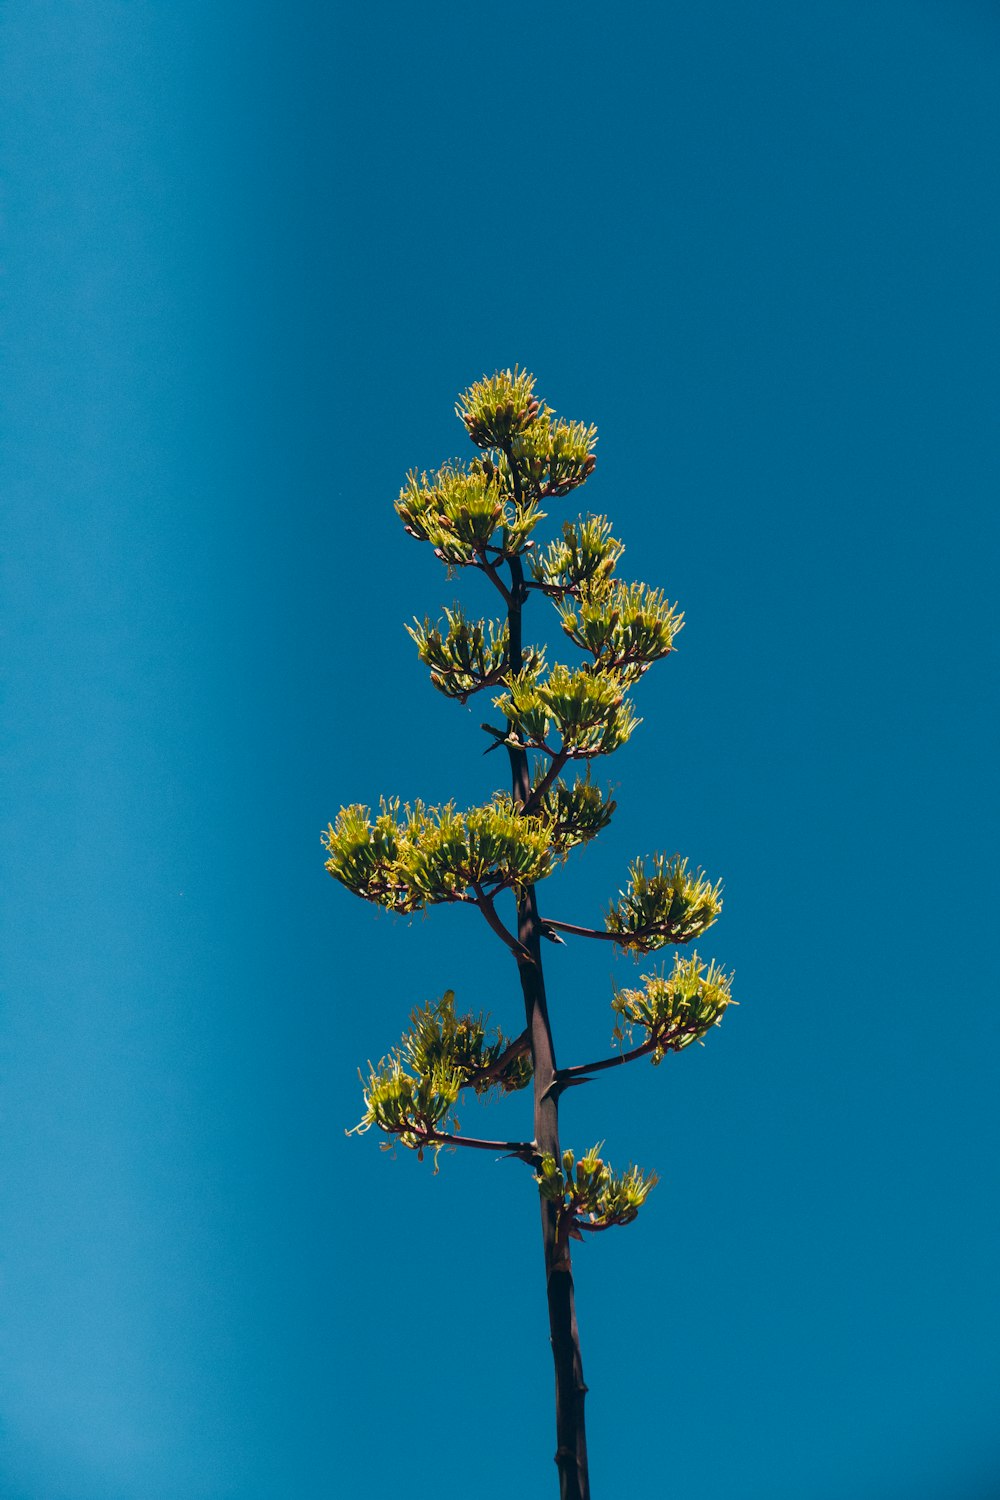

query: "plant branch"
xmin=556 ymin=1038 xmax=656 ymax=1084
xmin=428 ymin=1129 xmax=539 ymax=1165
xmin=463 ymin=1030 xmax=531 ymax=1091
xmin=543 ymin=916 xmax=684 ymax=950
xmin=556 ymin=1021 xmax=704 ymax=1089
xmin=473 ymin=883 xmax=534 ymax=963
xmin=477 ymin=549 xmax=513 ymax=605
xmin=540 ymin=918 xmax=619 ymax=943
xmin=524 ymin=578 xmax=580 ymax=599
xmin=522 ymin=748 xmax=570 ymax=815
xmin=436 ymin=665 xmax=511 ymax=705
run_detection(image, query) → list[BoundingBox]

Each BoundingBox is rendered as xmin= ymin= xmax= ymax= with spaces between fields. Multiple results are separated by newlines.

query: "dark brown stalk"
xmin=542 ymin=916 xmax=669 ymax=949
xmin=426 ymin=1129 xmax=538 ymax=1161
xmin=472 ymin=882 xmax=533 ymax=963
xmin=557 ymin=1022 xmax=701 ymax=1088
xmin=556 ymin=1037 xmax=656 ymax=1085
xmin=540 ymin=918 xmax=621 ymax=943
xmin=505 ymin=541 xmax=591 ymax=1500
xmin=522 ymin=747 xmax=570 ymax=816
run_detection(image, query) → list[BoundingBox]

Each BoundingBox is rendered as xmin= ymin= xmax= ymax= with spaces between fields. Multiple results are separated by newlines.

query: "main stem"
xmin=507 ymin=554 xmax=590 ymax=1500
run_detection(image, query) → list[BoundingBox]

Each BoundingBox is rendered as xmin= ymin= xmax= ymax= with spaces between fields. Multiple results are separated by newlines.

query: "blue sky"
xmin=3 ymin=3 xmax=999 ymax=1498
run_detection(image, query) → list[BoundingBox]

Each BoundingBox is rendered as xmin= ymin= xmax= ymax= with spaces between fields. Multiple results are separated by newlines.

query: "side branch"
xmin=540 ymin=918 xmax=619 ymax=944
xmin=522 ymin=748 xmax=570 ymax=816
xmin=542 ymin=917 xmax=694 ymax=951
xmin=524 ymin=578 xmax=579 ymax=599
xmin=428 ymin=541 xmax=512 ymax=606
xmin=464 ymin=1030 xmax=530 ymax=1091
xmin=478 ymin=552 xmax=513 ymax=606
xmin=555 ymin=1021 xmax=705 ymax=1092
xmin=556 ymin=1038 xmax=655 ymax=1087
xmin=430 ymin=1129 xmax=540 ymax=1165
xmin=473 ymin=883 xmax=534 ymax=964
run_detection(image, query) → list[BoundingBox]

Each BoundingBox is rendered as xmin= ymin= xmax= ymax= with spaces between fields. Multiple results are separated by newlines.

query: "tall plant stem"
xmin=507 ymin=549 xmax=590 ymax=1500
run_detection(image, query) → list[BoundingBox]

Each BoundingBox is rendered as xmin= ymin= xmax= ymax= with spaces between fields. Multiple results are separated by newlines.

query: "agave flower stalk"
xmin=323 ymin=369 xmax=736 ymax=1500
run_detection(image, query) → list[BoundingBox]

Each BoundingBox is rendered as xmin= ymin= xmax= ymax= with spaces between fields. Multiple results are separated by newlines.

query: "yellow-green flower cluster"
xmin=534 ymin=771 xmax=617 ymax=856
xmin=323 ymin=795 xmax=555 ymax=911
xmin=494 ymin=663 xmax=639 ymax=757
xmin=407 ymin=608 xmax=505 ymax=702
xmin=395 ymin=461 xmax=544 ymax=566
xmin=406 ymin=607 xmax=546 ymax=704
xmin=352 ymin=989 xmax=532 ymax=1159
xmin=559 ymin=580 xmax=684 ymax=684
xmin=530 ymin=515 xmax=624 ymax=593
xmin=507 ymin=413 xmax=598 ymax=500
xmin=318 ymin=801 xmax=404 ymax=907
xmin=397 ymin=990 xmax=532 ymax=1099
xmin=612 ymin=953 xmax=735 ymax=1062
xmin=354 ymin=1053 xmax=465 ymax=1159
xmin=455 ymin=367 xmax=541 ymax=449
xmin=536 ymin=1144 xmax=658 ymax=1233
xmin=606 ymin=854 xmax=723 ymax=952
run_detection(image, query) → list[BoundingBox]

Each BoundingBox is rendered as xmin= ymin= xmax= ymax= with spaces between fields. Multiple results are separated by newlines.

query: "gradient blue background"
xmin=3 ymin=3 xmax=999 ymax=1497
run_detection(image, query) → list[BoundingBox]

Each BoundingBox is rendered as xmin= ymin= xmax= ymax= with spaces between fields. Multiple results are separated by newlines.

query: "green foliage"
xmin=534 ymin=769 xmax=617 ymax=856
xmin=536 ymin=1144 xmax=658 ymax=1234
xmin=353 ymin=990 xmax=532 ymax=1163
xmin=323 ymin=794 xmax=555 ymax=911
xmin=529 ymin=514 xmax=624 ymax=593
xmin=606 ymin=854 xmax=723 ymax=952
xmin=494 ymin=662 xmax=639 ymax=757
xmin=558 ymin=580 xmax=684 ymax=685
xmin=612 ymin=953 xmax=735 ymax=1061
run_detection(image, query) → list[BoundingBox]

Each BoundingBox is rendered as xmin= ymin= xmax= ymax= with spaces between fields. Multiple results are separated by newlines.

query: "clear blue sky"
xmin=3 ymin=3 xmax=999 ymax=1498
